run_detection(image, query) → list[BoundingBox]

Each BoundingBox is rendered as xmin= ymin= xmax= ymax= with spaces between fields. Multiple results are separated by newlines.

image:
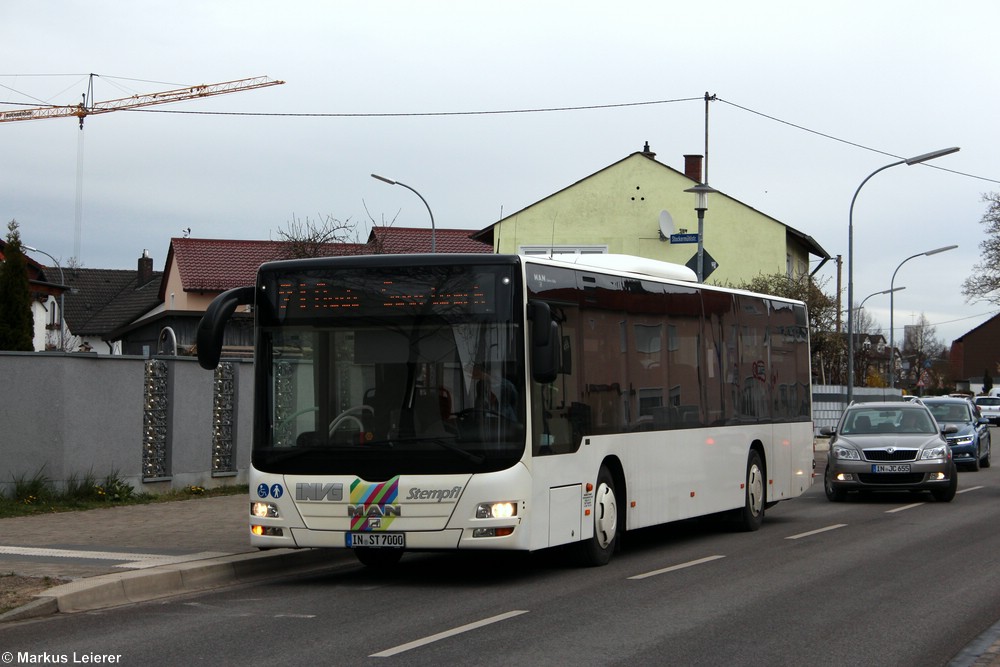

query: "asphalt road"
xmin=3 ymin=447 xmax=1000 ymax=667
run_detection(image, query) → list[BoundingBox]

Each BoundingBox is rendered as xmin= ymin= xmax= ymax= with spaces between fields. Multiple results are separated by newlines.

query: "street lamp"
xmin=845 ymin=146 xmax=959 ymax=402
xmin=887 ymin=244 xmax=958 ymax=389
xmin=857 ymin=286 xmax=906 ymax=312
xmin=23 ymin=244 xmax=67 ymax=351
xmin=371 ymin=173 xmax=436 ymax=253
xmin=684 ymin=183 xmax=719 ymax=282
xmin=855 ymin=287 xmax=906 ymax=386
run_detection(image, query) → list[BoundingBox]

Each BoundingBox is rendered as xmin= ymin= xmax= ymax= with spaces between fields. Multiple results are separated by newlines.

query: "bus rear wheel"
xmin=734 ymin=450 xmax=765 ymax=531
xmin=578 ymin=466 xmax=619 ymax=566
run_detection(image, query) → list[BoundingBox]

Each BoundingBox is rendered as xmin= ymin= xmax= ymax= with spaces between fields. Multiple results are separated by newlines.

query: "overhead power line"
xmin=3 ymin=84 xmax=998 ymax=184
xmin=714 ymin=97 xmax=1000 ymax=185
xmin=125 ymin=96 xmax=705 ymax=117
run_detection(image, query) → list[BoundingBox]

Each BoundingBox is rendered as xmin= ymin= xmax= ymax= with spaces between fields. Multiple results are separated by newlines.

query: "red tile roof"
xmin=164 ymin=228 xmax=490 ymax=296
xmin=163 ymin=237 xmax=362 ymax=296
xmin=368 ymin=227 xmax=492 ymax=254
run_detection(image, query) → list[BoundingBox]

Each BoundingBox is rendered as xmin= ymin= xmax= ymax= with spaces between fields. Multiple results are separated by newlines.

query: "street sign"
xmin=669 ymin=233 xmax=699 ymax=244
xmin=686 ymin=249 xmax=718 ymax=280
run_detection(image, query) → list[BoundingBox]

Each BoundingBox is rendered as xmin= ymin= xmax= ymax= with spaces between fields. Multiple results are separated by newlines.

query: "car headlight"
xmin=921 ymin=445 xmax=948 ymax=460
xmin=950 ymin=435 xmax=974 ymax=445
xmin=833 ymin=445 xmax=861 ymax=460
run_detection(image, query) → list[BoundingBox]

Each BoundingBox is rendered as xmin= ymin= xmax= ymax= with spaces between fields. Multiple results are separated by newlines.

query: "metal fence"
xmin=812 ymin=385 xmax=903 ymax=434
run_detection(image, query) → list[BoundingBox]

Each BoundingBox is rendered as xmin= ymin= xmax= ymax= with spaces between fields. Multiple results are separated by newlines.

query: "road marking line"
xmin=958 ymin=486 xmax=984 ymax=494
xmin=627 ymin=554 xmax=726 ymax=580
xmin=370 ymin=610 xmax=528 ymax=657
xmin=885 ymin=503 xmax=924 ymax=513
xmin=785 ymin=523 xmax=847 ymax=540
xmin=0 ymin=545 xmax=227 ymax=569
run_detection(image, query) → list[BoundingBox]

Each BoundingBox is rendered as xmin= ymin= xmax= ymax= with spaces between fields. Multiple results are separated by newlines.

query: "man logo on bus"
xmin=347 ymin=504 xmax=401 ymax=518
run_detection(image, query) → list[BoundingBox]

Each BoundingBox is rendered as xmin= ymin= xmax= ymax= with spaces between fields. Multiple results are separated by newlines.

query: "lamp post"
xmin=23 ymin=244 xmax=66 ymax=351
xmin=887 ymin=244 xmax=958 ymax=389
xmin=846 ymin=146 xmax=959 ymax=403
xmin=857 ymin=286 xmax=906 ymax=312
xmin=684 ymin=183 xmax=719 ymax=282
xmin=371 ymin=173 xmax=436 ymax=253
xmin=856 ymin=287 xmax=906 ymax=385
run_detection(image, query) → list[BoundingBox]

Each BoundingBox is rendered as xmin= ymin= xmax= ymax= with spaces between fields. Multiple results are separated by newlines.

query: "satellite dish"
xmin=658 ymin=210 xmax=674 ymax=240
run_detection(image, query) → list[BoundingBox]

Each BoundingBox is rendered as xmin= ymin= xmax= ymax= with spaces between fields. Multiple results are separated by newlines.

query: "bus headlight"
xmin=251 ymin=501 xmax=280 ymax=518
xmin=476 ymin=502 xmax=517 ymax=519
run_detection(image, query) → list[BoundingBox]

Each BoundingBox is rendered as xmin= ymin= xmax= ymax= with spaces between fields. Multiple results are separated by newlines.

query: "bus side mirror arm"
xmin=197 ymin=286 xmax=255 ymax=370
xmin=527 ymin=300 xmax=559 ymax=384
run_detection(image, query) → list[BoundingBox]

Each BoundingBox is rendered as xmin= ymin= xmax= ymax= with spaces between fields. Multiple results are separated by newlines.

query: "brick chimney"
xmin=137 ymin=249 xmax=154 ymax=286
xmin=683 ymin=154 xmax=704 ymax=183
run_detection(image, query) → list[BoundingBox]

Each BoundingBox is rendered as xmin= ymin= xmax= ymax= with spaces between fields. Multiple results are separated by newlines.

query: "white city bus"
xmin=197 ymin=252 xmax=814 ymax=567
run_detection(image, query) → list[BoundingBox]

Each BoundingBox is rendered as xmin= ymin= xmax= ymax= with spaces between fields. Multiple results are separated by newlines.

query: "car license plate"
xmin=346 ymin=532 xmax=405 ymax=548
xmin=871 ymin=464 xmax=911 ymax=473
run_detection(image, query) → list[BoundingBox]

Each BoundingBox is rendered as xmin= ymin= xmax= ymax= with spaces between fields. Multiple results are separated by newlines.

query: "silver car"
xmin=822 ymin=401 xmax=957 ymax=502
xmin=973 ymin=395 xmax=1000 ymax=426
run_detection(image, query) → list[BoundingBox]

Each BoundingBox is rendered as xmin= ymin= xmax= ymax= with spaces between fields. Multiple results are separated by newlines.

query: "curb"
xmin=0 ymin=548 xmax=336 ymax=622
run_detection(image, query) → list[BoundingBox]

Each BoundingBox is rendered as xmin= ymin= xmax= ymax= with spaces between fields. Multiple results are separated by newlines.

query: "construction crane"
xmin=1 ymin=74 xmax=284 ymax=261
xmin=0 ymin=75 xmax=284 ymax=128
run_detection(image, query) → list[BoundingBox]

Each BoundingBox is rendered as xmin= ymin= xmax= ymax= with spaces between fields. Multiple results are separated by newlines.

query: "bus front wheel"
xmin=578 ymin=466 xmax=619 ymax=566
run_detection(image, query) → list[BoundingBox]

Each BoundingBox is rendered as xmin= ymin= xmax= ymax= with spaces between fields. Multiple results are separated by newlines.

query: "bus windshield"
xmin=253 ymin=263 xmax=525 ymax=478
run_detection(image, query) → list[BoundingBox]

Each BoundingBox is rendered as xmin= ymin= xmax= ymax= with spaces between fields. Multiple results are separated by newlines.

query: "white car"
xmin=974 ymin=396 xmax=1000 ymax=425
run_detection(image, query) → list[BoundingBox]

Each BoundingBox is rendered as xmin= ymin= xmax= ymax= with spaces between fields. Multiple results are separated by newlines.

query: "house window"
xmin=46 ymin=299 xmax=60 ymax=330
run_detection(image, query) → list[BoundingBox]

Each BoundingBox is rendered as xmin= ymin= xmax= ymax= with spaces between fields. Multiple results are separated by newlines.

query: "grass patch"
xmin=0 ymin=475 xmax=248 ymax=519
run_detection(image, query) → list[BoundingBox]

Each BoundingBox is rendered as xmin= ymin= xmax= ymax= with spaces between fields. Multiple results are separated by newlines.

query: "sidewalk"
xmin=0 ymin=494 xmax=340 ymax=621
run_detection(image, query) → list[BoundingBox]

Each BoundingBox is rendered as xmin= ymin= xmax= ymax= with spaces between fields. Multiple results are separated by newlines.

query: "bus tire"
xmin=355 ymin=548 xmax=404 ymax=569
xmin=735 ymin=450 xmax=765 ymax=531
xmin=578 ymin=466 xmax=619 ymax=566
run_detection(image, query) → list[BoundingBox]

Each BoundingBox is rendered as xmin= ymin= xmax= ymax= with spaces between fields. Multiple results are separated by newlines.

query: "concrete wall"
xmin=0 ymin=352 xmax=252 ymax=497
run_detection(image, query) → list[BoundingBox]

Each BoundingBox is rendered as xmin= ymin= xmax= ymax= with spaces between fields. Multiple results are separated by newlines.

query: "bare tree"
xmin=902 ymin=313 xmax=946 ymax=389
xmin=853 ymin=308 xmax=886 ymax=387
xmin=962 ymin=192 xmax=1000 ymax=304
xmin=274 ymin=206 xmax=402 ymax=259
xmin=274 ymin=214 xmax=364 ymax=259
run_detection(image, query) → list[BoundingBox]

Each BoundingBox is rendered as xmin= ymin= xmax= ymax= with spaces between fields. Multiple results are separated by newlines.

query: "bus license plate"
xmin=871 ymin=464 xmax=911 ymax=473
xmin=346 ymin=533 xmax=405 ymax=548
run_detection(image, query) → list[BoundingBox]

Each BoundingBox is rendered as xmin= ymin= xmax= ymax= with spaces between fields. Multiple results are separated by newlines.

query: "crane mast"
xmin=1 ymin=75 xmax=284 ymax=127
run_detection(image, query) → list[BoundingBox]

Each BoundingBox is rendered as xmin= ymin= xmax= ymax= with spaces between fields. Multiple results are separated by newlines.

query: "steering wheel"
xmin=329 ymin=405 xmax=374 ymax=437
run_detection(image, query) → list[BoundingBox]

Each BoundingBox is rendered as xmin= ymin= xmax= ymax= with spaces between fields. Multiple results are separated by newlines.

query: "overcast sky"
xmin=3 ymin=0 xmax=999 ymax=346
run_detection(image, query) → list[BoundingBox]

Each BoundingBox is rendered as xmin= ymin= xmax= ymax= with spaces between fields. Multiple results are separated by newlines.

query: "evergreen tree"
xmin=984 ymin=370 xmax=994 ymax=395
xmin=0 ymin=219 xmax=35 ymax=351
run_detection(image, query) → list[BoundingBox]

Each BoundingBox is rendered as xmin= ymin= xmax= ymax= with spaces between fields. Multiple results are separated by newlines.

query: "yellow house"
xmin=474 ymin=143 xmax=830 ymax=284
